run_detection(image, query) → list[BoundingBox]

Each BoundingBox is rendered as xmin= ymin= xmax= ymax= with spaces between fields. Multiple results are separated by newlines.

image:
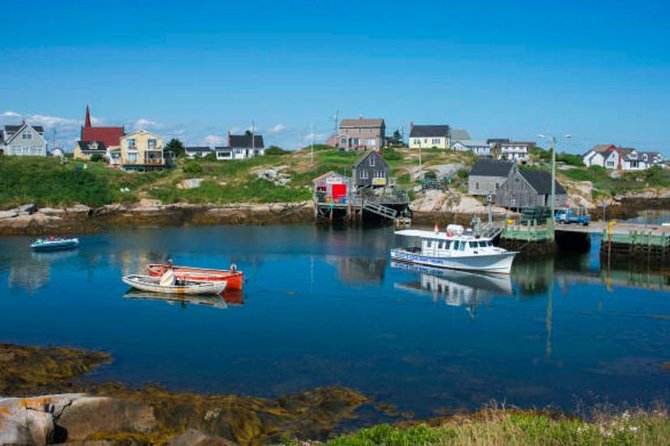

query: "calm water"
xmin=1 ymin=225 xmax=669 ymax=418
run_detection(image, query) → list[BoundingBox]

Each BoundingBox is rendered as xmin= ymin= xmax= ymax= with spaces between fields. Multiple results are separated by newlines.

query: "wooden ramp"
xmin=363 ymin=201 xmax=397 ymax=219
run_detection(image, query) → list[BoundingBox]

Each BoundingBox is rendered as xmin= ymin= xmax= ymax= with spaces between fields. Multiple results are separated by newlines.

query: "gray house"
xmin=352 ymin=150 xmax=390 ymax=189
xmin=0 ymin=122 xmax=47 ymax=157
xmin=468 ymin=159 xmax=516 ymax=196
xmin=495 ymin=170 xmax=567 ymax=210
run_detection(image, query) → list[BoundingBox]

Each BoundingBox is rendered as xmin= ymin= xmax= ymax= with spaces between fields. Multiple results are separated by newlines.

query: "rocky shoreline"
xmin=1 ymin=195 xmax=669 ymax=236
xmin=0 ymin=343 xmax=369 ymax=446
xmin=0 ymin=201 xmax=315 ymax=236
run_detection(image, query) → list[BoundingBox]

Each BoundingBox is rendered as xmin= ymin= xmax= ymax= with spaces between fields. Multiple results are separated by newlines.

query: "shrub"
xmin=266 ymin=145 xmax=289 ymax=155
xmin=183 ymin=161 xmax=203 ymax=175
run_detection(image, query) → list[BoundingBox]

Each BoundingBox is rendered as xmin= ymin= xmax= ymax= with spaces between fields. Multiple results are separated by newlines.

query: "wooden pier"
xmin=496 ymin=216 xmax=670 ymax=262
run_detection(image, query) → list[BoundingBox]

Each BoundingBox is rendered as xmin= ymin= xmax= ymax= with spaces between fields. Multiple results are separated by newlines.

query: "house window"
xmin=128 ymin=152 xmax=138 ymax=163
xmin=360 ymin=170 xmax=369 ymax=179
xmin=352 ymin=138 xmax=359 ymax=146
xmin=373 ymin=170 xmax=385 ymax=178
xmin=127 ymin=139 xmax=136 ymax=149
xmin=476 ymin=182 xmax=479 ymax=190
xmin=340 ymin=137 xmax=347 ymax=146
xmin=22 ymin=132 xmax=32 ymax=140
xmin=432 ymin=138 xmax=440 ymax=145
xmin=413 ymin=138 xmax=420 ymax=145
xmin=424 ymin=139 xmax=428 ymax=143
xmin=148 ymin=139 xmax=157 ymax=149
xmin=495 ymin=183 xmax=500 ymax=189
xmin=370 ymin=157 xmax=375 ymax=167
xmin=367 ymin=138 xmax=376 ymax=146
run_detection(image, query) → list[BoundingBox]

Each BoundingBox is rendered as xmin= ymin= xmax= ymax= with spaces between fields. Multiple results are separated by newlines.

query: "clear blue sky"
xmin=1 ymin=0 xmax=669 ymax=152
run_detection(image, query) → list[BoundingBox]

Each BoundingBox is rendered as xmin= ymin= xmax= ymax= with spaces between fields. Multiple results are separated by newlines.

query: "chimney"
xmin=410 ymin=121 xmax=414 ymax=132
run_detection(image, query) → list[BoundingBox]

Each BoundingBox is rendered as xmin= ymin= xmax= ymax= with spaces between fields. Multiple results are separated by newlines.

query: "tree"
xmin=165 ymin=138 xmax=186 ymax=158
xmin=266 ymin=145 xmax=288 ymax=155
xmin=392 ymin=129 xmax=402 ymax=141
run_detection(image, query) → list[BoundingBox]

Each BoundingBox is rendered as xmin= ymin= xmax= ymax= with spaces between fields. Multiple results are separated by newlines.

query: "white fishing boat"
xmin=391 ymin=225 xmax=517 ymax=274
xmin=122 ymin=270 xmax=226 ymax=295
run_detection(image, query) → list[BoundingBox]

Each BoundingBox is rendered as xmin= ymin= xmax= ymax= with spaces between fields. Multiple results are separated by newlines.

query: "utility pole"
xmin=310 ymin=121 xmax=314 ymax=165
xmin=251 ymin=120 xmax=255 ymax=157
xmin=539 ymin=132 xmax=571 ymax=239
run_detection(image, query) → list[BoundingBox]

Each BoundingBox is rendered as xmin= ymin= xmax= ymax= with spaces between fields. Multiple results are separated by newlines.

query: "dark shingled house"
xmin=468 ymin=159 xmax=516 ymax=196
xmin=352 ymin=150 xmax=390 ymax=189
xmin=495 ymin=169 xmax=567 ymax=209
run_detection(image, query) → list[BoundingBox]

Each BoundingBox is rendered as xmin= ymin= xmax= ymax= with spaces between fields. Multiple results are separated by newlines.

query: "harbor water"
xmin=1 ymin=224 xmax=669 ymax=418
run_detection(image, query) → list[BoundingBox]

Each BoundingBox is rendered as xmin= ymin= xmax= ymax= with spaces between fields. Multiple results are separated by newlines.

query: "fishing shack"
xmin=313 ymin=150 xmax=410 ymax=223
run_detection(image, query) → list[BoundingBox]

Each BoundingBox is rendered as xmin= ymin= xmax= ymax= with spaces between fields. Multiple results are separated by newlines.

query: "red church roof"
xmin=80 ymin=105 xmax=124 ymax=147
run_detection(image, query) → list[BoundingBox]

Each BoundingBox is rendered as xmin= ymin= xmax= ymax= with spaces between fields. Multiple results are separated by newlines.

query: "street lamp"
xmin=538 ymin=133 xmax=571 ymax=219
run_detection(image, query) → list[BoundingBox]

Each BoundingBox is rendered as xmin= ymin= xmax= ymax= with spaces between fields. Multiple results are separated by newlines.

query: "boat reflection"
xmin=391 ymin=261 xmax=513 ymax=315
xmin=325 ymin=256 xmax=387 ymax=284
xmin=123 ymin=290 xmax=230 ymax=310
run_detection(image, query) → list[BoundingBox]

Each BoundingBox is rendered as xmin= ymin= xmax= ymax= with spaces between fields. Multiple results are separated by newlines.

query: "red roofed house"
xmin=73 ymin=106 xmax=125 ymax=166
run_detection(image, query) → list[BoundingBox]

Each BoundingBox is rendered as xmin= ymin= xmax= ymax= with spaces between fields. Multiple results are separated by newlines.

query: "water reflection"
xmin=391 ymin=261 xmax=513 ymax=316
xmin=123 ymin=290 xmax=229 ymax=310
xmin=2 ymin=225 xmax=670 ymax=416
xmin=327 ymin=256 xmax=387 ymax=284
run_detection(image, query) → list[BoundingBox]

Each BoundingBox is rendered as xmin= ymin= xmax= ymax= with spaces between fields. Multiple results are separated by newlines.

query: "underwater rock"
xmin=165 ymin=429 xmax=238 ymax=446
xmin=0 ymin=344 xmax=111 ymax=396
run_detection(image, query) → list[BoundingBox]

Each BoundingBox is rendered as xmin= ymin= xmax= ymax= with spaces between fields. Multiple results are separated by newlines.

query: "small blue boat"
xmin=30 ymin=237 xmax=80 ymax=251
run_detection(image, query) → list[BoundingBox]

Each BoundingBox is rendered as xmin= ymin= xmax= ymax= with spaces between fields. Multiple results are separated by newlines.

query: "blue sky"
xmin=1 ymin=0 xmax=669 ymax=153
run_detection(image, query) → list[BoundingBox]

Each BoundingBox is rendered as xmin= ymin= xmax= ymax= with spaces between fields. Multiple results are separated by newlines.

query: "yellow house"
xmin=120 ymin=130 xmax=165 ymax=171
xmin=409 ymin=124 xmax=450 ymax=149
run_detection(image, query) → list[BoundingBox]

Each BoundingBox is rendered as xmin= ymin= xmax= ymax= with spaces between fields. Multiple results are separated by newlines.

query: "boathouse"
xmin=313 ymin=150 xmax=409 ymax=223
xmin=495 ymin=169 xmax=567 ymax=210
xmin=313 ymin=171 xmax=352 ymax=205
xmin=468 ymin=159 xmax=516 ymax=197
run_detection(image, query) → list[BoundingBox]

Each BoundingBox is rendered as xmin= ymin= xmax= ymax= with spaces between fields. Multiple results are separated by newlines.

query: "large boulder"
xmin=177 ymin=178 xmax=204 ymax=190
xmin=57 ymin=397 xmax=156 ymax=441
xmin=0 ymin=398 xmax=56 ymax=446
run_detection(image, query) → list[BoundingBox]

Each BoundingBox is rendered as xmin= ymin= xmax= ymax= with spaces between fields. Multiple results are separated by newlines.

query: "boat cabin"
xmin=418 ymin=237 xmax=496 ymax=257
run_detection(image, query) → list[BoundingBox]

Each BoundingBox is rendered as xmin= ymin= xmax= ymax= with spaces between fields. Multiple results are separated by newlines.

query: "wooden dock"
xmin=497 ymin=218 xmax=670 ymax=262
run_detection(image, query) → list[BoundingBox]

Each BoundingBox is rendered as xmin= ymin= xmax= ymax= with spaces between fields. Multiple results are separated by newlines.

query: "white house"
xmin=215 ymin=133 xmax=265 ymax=160
xmin=497 ymin=141 xmax=532 ymax=163
xmin=451 ymin=139 xmax=491 ymax=156
xmin=184 ymin=146 xmax=213 ymax=159
xmin=582 ymin=144 xmax=665 ymax=171
xmin=0 ymin=122 xmax=48 ymax=157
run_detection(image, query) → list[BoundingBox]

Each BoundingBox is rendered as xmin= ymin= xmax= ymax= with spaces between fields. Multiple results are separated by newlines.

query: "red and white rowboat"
xmin=147 ymin=264 xmax=244 ymax=290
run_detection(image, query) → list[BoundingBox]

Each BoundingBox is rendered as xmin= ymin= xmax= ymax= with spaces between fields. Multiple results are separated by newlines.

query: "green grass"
xmin=285 ymin=409 xmax=670 ymax=446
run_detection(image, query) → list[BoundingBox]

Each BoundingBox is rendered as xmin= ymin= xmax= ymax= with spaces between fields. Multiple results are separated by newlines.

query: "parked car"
xmin=555 ymin=208 xmax=590 ymax=226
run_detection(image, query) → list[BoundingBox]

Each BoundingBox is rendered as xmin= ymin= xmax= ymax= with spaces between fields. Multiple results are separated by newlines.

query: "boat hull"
xmin=122 ymin=275 xmax=227 ymax=295
xmin=147 ymin=264 xmax=244 ymax=290
xmin=30 ymin=239 xmax=79 ymax=251
xmin=390 ymin=249 xmax=516 ymax=274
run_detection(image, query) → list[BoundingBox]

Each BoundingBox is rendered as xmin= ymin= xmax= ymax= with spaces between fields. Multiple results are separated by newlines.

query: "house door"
xmin=332 ymin=184 xmax=347 ymax=201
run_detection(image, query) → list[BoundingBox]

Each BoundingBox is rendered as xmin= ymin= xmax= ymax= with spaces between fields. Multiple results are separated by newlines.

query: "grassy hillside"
xmin=288 ymin=409 xmax=670 ymax=446
xmin=4 ymin=147 xmax=664 ymax=210
xmin=0 ymin=147 xmax=475 ymax=209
